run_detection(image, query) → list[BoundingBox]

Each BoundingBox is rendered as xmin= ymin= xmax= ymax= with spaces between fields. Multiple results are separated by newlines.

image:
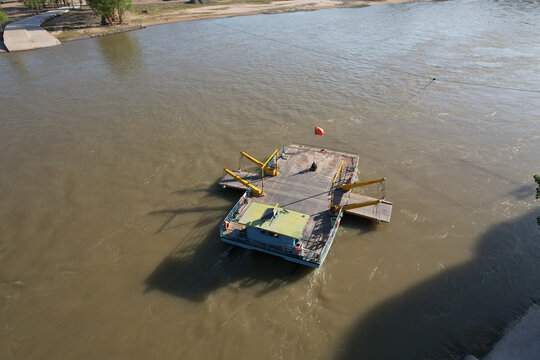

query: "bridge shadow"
xmin=337 ymin=208 xmax=540 ymax=360
xmin=144 ymin=185 xmax=312 ymax=302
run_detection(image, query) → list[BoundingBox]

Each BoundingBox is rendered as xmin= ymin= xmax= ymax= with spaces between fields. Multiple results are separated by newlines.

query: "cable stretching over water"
xmin=214 ymin=22 xmax=430 ymax=80
xmin=214 ymin=22 xmax=540 ymax=94
xmin=381 ymin=77 xmax=436 ymax=120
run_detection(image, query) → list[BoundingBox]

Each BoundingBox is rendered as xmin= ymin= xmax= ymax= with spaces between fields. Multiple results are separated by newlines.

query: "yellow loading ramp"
xmin=219 ymin=170 xmax=262 ymax=191
xmin=219 ymin=150 xmax=278 ymax=191
xmin=343 ymin=192 xmax=393 ymax=223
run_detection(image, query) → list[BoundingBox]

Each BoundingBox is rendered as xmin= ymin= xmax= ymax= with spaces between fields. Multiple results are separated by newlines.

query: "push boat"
xmin=218 ymin=144 xmax=392 ymax=268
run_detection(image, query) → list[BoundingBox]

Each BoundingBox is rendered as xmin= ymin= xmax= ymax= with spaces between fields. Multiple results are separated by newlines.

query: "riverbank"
xmin=41 ymin=0 xmax=417 ymax=42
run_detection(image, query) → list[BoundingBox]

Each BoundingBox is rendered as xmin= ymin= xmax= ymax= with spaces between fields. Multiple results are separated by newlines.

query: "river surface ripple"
xmin=1 ymin=0 xmax=540 ymax=359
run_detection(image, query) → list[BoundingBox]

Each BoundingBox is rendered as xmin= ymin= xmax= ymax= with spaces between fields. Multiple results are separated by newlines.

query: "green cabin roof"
xmin=238 ymin=202 xmax=310 ymax=239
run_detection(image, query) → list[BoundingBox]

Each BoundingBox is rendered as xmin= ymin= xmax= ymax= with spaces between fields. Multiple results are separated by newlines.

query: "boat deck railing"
xmin=220 ymin=188 xmax=251 ymax=234
xmin=317 ymin=207 xmax=343 ymax=262
xmin=222 ymin=231 xmax=323 ymax=265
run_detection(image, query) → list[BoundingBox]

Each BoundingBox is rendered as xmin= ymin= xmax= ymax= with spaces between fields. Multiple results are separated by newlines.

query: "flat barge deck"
xmin=219 ymin=144 xmax=392 ymax=267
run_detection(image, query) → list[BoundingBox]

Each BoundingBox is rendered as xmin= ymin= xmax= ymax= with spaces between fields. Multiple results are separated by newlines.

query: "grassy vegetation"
xmin=132 ymin=3 xmax=202 ymax=15
xmin=55 ymin=29 xmax=81 ymax=41
xmin=0 ymin=5 xmax=8 ymax=25
xmin=131 ymin=0 xmax=273 ymax=15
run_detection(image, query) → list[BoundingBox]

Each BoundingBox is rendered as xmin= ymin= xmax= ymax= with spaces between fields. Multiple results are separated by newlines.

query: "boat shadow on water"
xmin=144 ymin=186 xmax=312 ymax=302
xmin=336 ymin=208 xmax=540 ymax=360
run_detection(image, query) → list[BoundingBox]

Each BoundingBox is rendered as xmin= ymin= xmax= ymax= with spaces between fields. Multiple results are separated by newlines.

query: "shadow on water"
xmin=337 ymin=208 xmax=540 ymax=360
xmin=340 ymin=214 xmax=380 ymax=234
xmin=145 ymin=185 xmax=311 ymax=302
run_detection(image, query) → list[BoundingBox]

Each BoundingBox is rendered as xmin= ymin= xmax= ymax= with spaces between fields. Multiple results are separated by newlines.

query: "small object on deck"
xmin=310 ymin=162 xmax=318 ymax=171
xmin=293 ymin=240 xmax=303 ymax=255
xmin=272 ymin=203 xmax=279 ymax=218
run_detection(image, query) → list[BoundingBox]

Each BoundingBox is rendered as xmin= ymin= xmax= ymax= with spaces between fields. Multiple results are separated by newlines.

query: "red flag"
xmin=315 ymin=126 xmax=324 ymax=136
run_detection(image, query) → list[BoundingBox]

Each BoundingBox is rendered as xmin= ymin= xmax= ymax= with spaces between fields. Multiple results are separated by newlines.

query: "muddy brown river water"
xmin=1 ymin=0 xmax=540 ymax=359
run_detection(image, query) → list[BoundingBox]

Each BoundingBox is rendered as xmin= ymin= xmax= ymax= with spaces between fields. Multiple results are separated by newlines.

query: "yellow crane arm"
xmin=241 ymin=150 xmax=278 ymax=176
xmin=340 ymin=178 xmax=386 ymax=191
xmin=224 ymin=168 xmax=263 ymax=196
xmin=331 ymin=200 xmax=381 ymax=212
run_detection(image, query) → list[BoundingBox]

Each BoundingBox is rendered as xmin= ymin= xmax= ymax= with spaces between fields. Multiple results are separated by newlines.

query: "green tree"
xmin=535 ymin=174 xmax=540 ymax=225
xmin=22 ymin=0 xmax=47 ymax=11
xmin=87 ymin=0 xmax=131 ymax=25
xmin=0 ymin=5 xmax=8 ymax=25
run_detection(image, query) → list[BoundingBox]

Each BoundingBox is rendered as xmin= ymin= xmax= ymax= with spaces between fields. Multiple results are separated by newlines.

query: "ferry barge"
xmin=218 ymin=144 xmax=392 ymax=267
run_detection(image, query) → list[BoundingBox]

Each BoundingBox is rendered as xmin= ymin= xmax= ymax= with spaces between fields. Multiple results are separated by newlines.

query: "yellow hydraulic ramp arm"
xmin=330 ymin=200 xmax=381 ymax=213
xmin=340 ymin=178 xmax=386 ymax=191
xmin=241 ymin=149 xmax=279 ymax=176
xmin=223 ymin=168 xmax=263 ymax=196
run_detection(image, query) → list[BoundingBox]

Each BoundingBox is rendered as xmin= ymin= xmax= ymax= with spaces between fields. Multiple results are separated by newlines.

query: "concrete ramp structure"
xmin=484 ymin=304 xmax=540 ymax=360
xmin=464 ymin=304 xmax=540 ymax=360
xmin=3 ymin=6 xmax=75 ymax=52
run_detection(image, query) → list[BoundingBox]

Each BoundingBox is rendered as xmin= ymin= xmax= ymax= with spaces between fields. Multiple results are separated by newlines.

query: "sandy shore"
xmin=138 ymin=0 xmax=415 ymax=26
xmin=40 ymin=0 xmax=418 ymax=42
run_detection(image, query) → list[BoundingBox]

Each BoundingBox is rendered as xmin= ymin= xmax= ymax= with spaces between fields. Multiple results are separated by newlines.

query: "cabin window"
xmin=261 ymin=230 xmax=279 ymax=238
